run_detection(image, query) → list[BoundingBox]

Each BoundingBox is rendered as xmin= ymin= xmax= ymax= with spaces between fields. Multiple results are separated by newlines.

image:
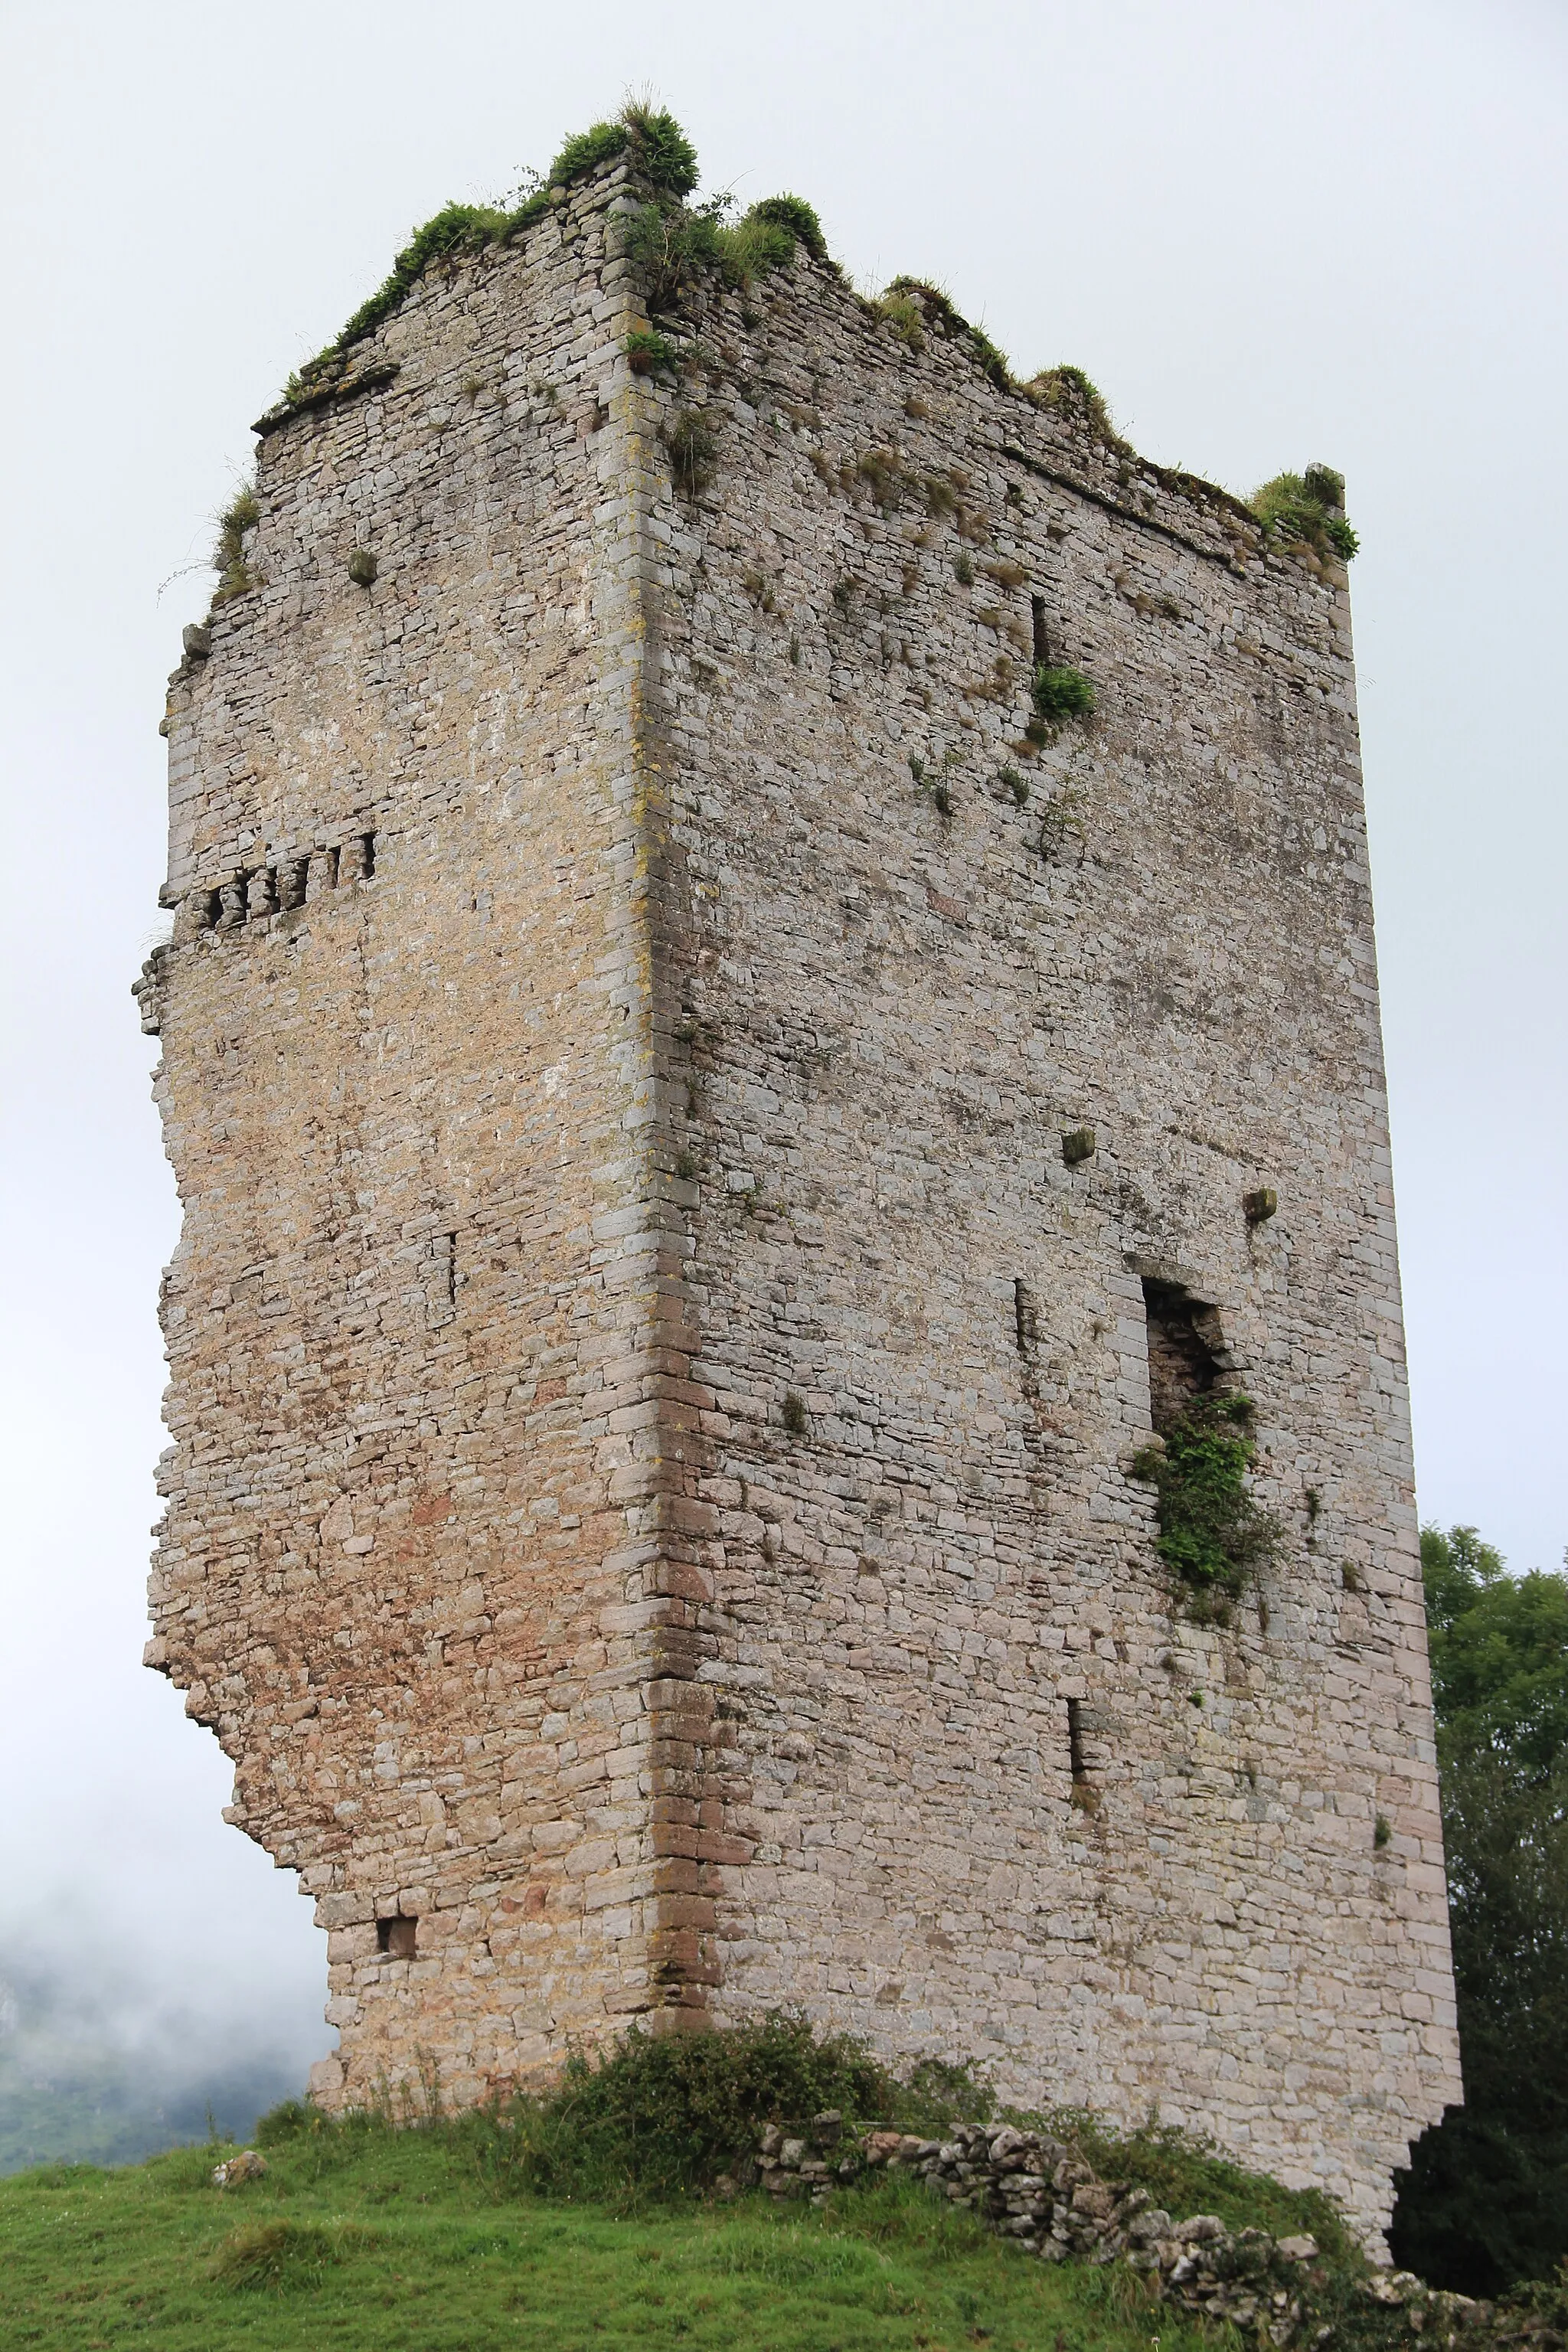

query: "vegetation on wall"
xmin=875 ymin=289 xmax=926 ymax=349
xmin=264 ymin=91 xmax=1358 ymax=603
xmin=747 ymin=194 xmax=828 ymax=262
xmin=665 ymin=408 xmax=718 ymax=496
xmin=550 ymin=109 xmax=698 ymax=199
xmin=1027 ymin=364 xmax=1127 ymax=449
xmin=1031 ymin=663 xmax=1096 ymax=729
xmin=882 ymin=278 xmax=1011 ymax=388
xmin=1390 ymin=1526 xmax=1568 ymax=2295
xmin=292 ymin=104 xmax=703 ymax=390
xmin=1250 ymin=466 xmax=1359 ymax=564
xmin=623 ymin=189 xmax=822 ymax=315
xmin=211 ymin=483 xmax=259 ymax=604
xmin=624 ymin=327 xmax=678 ymax=375
xmin=1131 ymin=1393 xmax=1281 ymax=1619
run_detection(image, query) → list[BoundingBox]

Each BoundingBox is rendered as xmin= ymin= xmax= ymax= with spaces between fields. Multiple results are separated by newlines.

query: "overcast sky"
xmin=2 ymin=0 xmax=1563 ymax=2087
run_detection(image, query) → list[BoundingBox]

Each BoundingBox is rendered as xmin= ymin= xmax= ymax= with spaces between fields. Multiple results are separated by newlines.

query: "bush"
xmin=550 ymin=106 xmax=697 ymax=199
xmin=1391 ymin=1527 xmax=1568 ymax=2293
xmin=883 ymin=278 xmax=1008 ymax=387
xmin=877 ymin=290 xmax=926 ymax=350
xmin=254 ymin=2098 xmax=319 ymax=2146
xmin=1250 ymin=469 xmax=1359 ymax=564
xmin=717 ymin=209 xmax=797 ymax=286
xmin=624 ymin=188 xmax=812 ymax=313
xmin=622 ymin=104 xmax=700 ymax=198
xmin=1132 ymin=1393 xmax=1280 ymax=1614
xmin=472 ymin=2017 xmax=890 ymax=2206
xmin=332 ymin=201 xmax=512 ymax=357
xmin=625 ymin=328 xmax=678 ymax=375
xmin=447 ymin=2014 xmax=1003 ymax=2211
xmin=749 ymin=194 xmax=827 ymax=261
xmin=624 ymin=200 xmax=724 ymax=310
xmin=1031 ymin=664 xmax=1096 ymax=727
xmin=548 ymin=118 xmax=629 ymax=187
xmin=665 ymin=409 xmax=718 ymax=495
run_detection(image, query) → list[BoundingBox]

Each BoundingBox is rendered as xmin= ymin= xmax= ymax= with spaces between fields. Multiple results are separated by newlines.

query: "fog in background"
xmin=2 ymin=0 xmax=1563 ymax=2151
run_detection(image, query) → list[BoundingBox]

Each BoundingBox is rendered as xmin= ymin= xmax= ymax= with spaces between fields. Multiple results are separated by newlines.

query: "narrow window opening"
xmin=1066 ymin=1697 xmax=1087 ymax=1783
xmin=377 ymin=1915 xmax=417 ymax=1958
xmin=1141 ymin=1278 xmax=1218 ymax=1434
xmin=445 ymin=1232 xmax=457 ymax=1306
xmin=1013 ymin=1278 xmax=1038 ymax=1354
xmin=1031 ymin=595 xmax=1050 ymax=666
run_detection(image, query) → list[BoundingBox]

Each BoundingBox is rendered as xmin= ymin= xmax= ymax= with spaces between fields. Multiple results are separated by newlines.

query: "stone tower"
xmin=138 ymin=115 xmax=1460 ymax=2239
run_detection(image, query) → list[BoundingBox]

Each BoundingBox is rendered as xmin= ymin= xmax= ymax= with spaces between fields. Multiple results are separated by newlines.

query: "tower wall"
xmin=145 ymin=166 xmax=688 ymax=2094
xmin=140 ymin=155 xmax=1459 ymax=2238
xmin=631 ymin=265 xmax=1461 ymax=2239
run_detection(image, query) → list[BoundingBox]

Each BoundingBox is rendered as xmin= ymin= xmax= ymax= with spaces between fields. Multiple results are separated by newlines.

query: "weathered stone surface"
xmin=142 ymin=151 xmax=1459 ymax=2245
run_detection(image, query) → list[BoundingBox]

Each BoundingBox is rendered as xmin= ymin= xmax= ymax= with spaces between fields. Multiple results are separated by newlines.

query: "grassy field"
xmin=0 ymin=2124 xmax=1218 ymax=2352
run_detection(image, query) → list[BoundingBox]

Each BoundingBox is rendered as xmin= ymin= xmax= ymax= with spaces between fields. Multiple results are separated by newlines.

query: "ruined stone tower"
xmin=137 ymin=113 xmax=1460 ymax=2239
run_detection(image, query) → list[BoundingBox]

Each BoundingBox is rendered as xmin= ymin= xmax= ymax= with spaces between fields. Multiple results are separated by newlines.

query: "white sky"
xmin=2 ymin=0 xmax=1563 ymax=2076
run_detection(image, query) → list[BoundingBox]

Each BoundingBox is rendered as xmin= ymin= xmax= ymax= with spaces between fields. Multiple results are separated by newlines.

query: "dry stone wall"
xmin=141 ymin=156 xmax=1458 ymax=2243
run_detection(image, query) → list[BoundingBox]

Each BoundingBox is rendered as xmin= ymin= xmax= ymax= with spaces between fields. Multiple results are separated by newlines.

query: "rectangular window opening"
xmin=1031 ymin=596 xmax=1050 ymax=666
xmin=377 ymin=1915 xmax=417 ymax=1958
xmin=1141 ymin=1277 xmax=1218 ymax=1434
xmin=1013 ymin=1278 xmax=1037 ymax=1354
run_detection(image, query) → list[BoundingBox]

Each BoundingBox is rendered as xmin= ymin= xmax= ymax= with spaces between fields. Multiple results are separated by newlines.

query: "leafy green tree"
xmin=1390 ymin=1527 xmax=1568 ymax=2294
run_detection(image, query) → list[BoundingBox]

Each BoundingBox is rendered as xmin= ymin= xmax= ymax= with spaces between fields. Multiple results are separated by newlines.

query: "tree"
xmin=1389 ymin=1527 xmax=1568 ymax=2294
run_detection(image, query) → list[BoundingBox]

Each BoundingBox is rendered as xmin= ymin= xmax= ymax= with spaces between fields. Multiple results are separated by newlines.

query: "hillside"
xmin=0 ymin=2123 xmax=1236 ymax=2352
xmin=5 ymin=2083 xmax=1565 ymax=2352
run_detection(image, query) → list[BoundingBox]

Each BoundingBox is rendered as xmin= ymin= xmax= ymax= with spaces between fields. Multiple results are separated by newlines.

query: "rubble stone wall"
xmin=630 ymin=250 xmax=1462 ymax=2241
xmin=141 ymin=157 xmax=1459 ymax=2241
xmin=145 ymin=165 xmax=685 ymax=2103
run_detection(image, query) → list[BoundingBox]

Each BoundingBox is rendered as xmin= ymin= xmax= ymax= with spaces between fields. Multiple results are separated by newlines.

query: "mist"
xmin=2 ymin=0 xmax=1563 ymax=2162
xmin=0 ymin=1916 xmax=325 ymax=2174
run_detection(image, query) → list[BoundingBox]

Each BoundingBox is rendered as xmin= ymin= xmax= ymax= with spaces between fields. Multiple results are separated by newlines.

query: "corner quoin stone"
xmin=136 ymin=145 xmax=1461 ymax=2247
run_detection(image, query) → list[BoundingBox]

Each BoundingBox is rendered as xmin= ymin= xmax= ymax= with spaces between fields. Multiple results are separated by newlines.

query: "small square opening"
xmin=377 ymin=1915 xmax=417 ymax=1958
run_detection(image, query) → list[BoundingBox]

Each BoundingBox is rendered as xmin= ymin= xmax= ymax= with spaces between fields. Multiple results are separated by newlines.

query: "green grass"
xmin=0 ymin=2126 xmax=1226 ymax=2352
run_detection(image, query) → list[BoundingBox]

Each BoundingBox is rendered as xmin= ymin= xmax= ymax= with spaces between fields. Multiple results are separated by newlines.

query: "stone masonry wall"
xmin=144 ymin=163 xmax=696 ymax=2105
xmin=141 ymin=155 xmax=1459 ymax=2242
xmin=627 ymin=256 xmax=1461 ymax=2242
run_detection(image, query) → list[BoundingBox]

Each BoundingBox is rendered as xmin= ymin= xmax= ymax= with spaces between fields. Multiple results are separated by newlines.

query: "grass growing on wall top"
xmin=211 ymin=482 xmax=259 ymax=603
xmin=1250 ymin=466 xmax=1359 ymax=562
xmin=297 ymin=104 xmax=700 ymax=384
